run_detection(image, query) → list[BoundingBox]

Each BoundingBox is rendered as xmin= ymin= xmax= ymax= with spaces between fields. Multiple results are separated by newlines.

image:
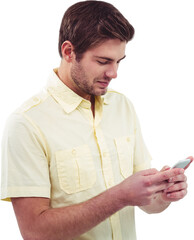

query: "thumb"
xmin=160 ymin=165 xmax=170 ymax=172
xmin=142 ymin=168 xmax=158 ymax=176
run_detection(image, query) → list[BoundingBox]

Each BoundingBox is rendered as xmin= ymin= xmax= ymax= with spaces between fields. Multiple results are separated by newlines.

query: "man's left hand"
xmin=160 ymin=156 xmax=193 ymax=202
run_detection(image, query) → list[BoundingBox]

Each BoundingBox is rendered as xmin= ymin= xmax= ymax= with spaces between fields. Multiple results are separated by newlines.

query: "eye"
xmin=97 ymin=60 xmax=109 ymax=65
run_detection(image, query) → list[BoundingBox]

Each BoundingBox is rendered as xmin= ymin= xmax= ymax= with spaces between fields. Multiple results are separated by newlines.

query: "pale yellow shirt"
xmin=1 ymin=69 xmax=151 ymax=240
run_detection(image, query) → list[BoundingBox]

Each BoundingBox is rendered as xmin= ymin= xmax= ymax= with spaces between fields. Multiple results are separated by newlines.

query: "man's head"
xmin=57 ymin=1 xmax=134 ymax=100
xmin=58 ymin=0 xmax=134 ymax=60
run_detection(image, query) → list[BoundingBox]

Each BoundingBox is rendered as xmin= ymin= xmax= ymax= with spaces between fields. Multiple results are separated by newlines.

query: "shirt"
xmin=1 ymin=69 xmax=152 ymax=240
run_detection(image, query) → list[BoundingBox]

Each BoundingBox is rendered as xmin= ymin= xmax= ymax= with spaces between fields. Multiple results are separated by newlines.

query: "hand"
xmin=119 ymin=167 xmax=183 ymax=207
xmin=161 ymin=172 xmax=187 ymax=202
xmin=160 ymin=156 xmax=193 ymax=202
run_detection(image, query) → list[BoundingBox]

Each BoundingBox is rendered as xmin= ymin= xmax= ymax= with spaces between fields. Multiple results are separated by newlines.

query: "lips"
xmin=97 ymin=81 xmax=110 ymax=88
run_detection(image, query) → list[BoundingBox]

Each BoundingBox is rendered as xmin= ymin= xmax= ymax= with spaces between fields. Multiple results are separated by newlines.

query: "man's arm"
xmin=11 ymin=168 xmax=184 ymax=240
xmin=12 ymin=187 xmax=122 ymax=240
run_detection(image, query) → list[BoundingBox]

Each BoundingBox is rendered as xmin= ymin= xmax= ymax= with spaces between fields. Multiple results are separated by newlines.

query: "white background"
xmin=0 ymin=0 xmax=193 ymax=239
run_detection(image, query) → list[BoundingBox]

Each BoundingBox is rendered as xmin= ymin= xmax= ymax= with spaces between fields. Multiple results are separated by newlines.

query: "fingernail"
xmin=165 ymin=167 xmax=171 ymax=171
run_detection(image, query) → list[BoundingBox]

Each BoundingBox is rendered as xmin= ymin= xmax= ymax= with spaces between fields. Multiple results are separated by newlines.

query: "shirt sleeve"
xmin=1 ymin=112 xmax=51 ymax=202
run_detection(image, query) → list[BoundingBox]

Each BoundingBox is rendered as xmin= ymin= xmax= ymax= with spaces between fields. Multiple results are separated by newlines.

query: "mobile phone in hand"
xmin=172 ymin=158 xmax=193 ymax=170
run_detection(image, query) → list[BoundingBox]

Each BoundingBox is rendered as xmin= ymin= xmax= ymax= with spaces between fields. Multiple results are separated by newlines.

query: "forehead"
xmin=83 ymin=39 xmax=126 ymax=60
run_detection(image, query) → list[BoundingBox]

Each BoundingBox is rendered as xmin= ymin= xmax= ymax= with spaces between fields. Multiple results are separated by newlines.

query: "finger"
xmin=151 ymin=168 xmax=184 ymax=184
xmin=165 ymin=182 xmax=188 ymax=193
xmin=184 ymin=156 xmax=194 ymax=170
xmin=186 ymin=156 xmax=194 ymax=161
xmin=142 ymin=168 xmax=158 ymax=176
xmin=155 ymin=182 xmax=174 ymax=192
xmin=166 ymin=189 xmax=187 ymax=200
xmin=168 ymin=174 xmax=187 ymax=183
xmin=160 ymin=166 xmax=170 ymax=172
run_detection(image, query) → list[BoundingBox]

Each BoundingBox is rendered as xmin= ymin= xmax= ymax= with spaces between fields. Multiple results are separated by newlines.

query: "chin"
xmin=95 ymin=89 xmax=107 ymax=96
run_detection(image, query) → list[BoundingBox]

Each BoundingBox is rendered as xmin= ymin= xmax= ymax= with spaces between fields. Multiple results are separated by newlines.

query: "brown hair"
xmin=58 ymin=0 xmax=135 ymax=60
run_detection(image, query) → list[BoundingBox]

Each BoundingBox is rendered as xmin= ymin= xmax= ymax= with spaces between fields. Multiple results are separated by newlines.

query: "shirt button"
xmin=72 ymin=149 xmax=76 ymax=156
xmin=33 ymin=97 xmax=40 ymax=103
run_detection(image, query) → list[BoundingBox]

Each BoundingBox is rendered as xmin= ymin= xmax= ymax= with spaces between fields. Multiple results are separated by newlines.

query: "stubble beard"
xmin=71 ymin=62 xmax=107 ymax=97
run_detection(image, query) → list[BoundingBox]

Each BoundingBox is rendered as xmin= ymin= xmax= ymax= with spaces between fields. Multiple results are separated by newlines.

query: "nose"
xmin=105 ymin=64 xmax=118 ymax=79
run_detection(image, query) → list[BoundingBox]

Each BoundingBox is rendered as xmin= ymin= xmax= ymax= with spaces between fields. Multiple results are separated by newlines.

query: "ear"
xmin=61 ymin=41 xmax=75 ymax=62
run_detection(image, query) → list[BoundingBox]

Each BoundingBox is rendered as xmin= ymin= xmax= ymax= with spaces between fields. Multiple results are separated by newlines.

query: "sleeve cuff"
xmin=1 ymin=186 xmax=50 ymax=202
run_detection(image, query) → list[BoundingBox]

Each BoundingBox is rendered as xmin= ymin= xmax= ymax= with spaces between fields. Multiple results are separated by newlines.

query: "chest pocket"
xmin=55 ymin=145 xmax=96 ymax=194
xmin=114 ymin=135 xmax=134 ymax=178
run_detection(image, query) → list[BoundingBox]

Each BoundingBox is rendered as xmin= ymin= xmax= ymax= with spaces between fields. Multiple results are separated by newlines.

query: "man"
xmin=0 ymin=1 xmax=191 ymax=240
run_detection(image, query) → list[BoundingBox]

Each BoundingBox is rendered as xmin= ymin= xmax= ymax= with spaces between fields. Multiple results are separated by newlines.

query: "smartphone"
xmin=172 ymin=158 xmax=193 ymax=170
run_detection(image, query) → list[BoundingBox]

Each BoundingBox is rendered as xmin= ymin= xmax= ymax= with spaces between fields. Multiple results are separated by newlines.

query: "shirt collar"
xmin=46 ymin=69 xmax=108 ymax=113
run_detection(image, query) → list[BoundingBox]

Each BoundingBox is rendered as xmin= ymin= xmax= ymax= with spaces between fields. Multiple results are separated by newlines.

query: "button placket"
xmin=95 ymin=127 xmax=115 ymax=189
xmin=110 ymin=213 xmax=123 ymax=240
xmin=92 ymin=102 xmax=122 ymax=239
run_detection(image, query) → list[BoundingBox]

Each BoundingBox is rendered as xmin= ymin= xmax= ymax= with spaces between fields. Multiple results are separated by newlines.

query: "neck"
xmin=91 ymin=95 xmax=95 ymax=117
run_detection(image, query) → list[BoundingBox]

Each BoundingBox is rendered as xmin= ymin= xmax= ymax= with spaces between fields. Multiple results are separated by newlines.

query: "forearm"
xmin=139 ymin=193 xmax=171 ymax=214
xmin=26 ymin=185 xmax=124 ymax=240
xmin=13 ymin=168 xmax=184 ymax=239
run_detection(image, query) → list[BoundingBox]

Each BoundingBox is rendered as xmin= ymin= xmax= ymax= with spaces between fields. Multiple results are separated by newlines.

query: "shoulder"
xmin=104 ymin=88 xmax=135 ymax=110
xmin=16 ymin=89 xmax=49 ymax=114
xmin=3 ymin=90 xmax=49 ymax=137
xmin=3 ymin=111 xmax=34 ymax=140
xmin=3 ymin=90 xmax=49 ymax=134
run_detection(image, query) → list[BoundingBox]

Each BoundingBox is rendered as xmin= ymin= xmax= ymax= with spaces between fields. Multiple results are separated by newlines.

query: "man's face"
xmin=70 ymin=39 xmax=126 ymax=100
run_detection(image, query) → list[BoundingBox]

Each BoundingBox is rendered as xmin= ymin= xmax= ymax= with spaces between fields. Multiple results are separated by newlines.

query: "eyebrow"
xmin=94 ymin=55 xmax=126 ymax=63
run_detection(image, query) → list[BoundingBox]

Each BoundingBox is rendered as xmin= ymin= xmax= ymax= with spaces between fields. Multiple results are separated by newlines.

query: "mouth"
xmin=96 ymin=81 xmax=110 ymax=88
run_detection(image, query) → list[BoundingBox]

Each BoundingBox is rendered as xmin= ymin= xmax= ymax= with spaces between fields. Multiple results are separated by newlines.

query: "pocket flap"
xmin=114 ymin=135 xmax=134 ymax=178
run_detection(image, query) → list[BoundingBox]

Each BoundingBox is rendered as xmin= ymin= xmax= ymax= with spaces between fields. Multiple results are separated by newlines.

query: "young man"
xmin=1 ymin=1 xmax=191 ymax=240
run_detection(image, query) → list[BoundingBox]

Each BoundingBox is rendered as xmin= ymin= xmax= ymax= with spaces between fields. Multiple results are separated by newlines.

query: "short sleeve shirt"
xmin=1 ymin=69 xmax=152 ymax=240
